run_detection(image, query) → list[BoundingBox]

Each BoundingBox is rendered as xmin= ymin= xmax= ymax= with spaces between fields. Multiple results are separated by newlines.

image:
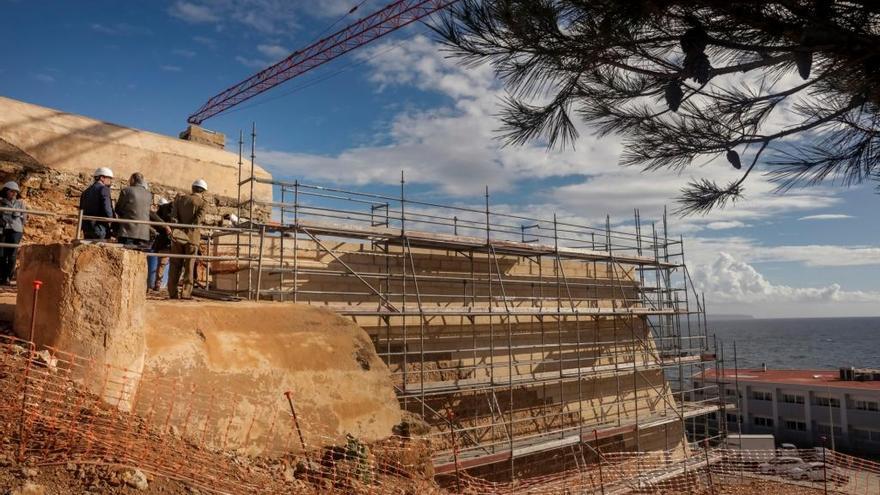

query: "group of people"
xmin=79 ymin=167 xmax=209 ymax=299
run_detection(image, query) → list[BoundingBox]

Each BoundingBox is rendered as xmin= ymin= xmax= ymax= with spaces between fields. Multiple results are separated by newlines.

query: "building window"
xmin=782 ymin=393 xmax=804 ymax=404
xmin=815 ymin=396 xmax=841 ymax=408
xmin=725 ymin=388 xmax=739 ymax=398
xmin=784 ymin=420 xmax=807 ymax=432
xmin=854 ymin=400 xmax=879 ymax=412
xmin=816 ymin=423 xmax=842 ymax=436
xmin=852 ymin=429 xmax=880 ymax=442
xmin=752 ymin=390 xmax=773 ymax=401
xmin=726 ymin=413 xmax=741 ymax=423
xmin=753 ymin=416 xmax=774 ymax=428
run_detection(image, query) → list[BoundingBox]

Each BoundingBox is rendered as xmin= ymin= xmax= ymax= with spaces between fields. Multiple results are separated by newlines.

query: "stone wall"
xmin=0 ymin=96 xmax=272 ymax=200
xmin=0 ymin=96 xmax=274 ymax=247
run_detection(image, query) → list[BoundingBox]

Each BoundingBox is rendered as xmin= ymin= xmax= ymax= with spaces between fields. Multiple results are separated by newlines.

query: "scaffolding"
xmin=202 ymin=129 xmax=725 ymax=481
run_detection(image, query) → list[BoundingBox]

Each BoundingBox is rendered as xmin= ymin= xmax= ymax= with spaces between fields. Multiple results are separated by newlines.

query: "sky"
xmin=2 ymin=0 xmax=879 ymax=318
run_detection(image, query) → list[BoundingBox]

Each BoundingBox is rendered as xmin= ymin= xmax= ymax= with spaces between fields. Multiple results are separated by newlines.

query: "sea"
xmin=707 ymin=317 xmax=880 ymax=370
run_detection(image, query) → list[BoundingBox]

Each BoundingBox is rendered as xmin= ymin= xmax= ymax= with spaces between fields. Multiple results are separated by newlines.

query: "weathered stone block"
xmin=15 ymin=242 xmax=147 ymax=408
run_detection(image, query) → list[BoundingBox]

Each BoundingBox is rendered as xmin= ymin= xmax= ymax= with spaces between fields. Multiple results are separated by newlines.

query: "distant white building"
xmin=693 ymin=367 xmax=880 ymax=455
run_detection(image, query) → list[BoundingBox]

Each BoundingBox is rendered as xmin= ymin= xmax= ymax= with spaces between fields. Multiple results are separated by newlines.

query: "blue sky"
xmin=2 ymin=0 xmax=879 ymax=317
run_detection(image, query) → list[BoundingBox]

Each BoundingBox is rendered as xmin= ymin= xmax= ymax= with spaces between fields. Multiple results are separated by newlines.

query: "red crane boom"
xmin=187 ymin=0 xmax=458 ymax=125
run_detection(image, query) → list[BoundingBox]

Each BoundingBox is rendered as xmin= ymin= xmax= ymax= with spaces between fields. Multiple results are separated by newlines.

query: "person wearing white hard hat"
xmin=0 ymin=181 xmax=26 ymax=285
xmin=149 ymin=196 xmax=174 ymax=291
xmin=79 ymin=167 xmax=115 ymax=240
xmin=167 ymin=179 xmax=209 ymax=299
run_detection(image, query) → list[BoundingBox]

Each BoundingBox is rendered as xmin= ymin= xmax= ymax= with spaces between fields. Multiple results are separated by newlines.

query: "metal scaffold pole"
xmin=247 ymin=123 xmax=256 ymax=300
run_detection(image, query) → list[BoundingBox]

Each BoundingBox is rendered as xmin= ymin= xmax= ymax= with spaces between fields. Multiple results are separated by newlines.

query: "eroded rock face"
xmin=15 ymin=242 xmax=148 ymax=409
xmin=139 ymin=301 xmax=403 ymax=456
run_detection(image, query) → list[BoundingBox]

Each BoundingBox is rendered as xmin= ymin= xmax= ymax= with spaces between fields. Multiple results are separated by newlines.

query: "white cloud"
xmin=172 ymin=48 xmax=197 ymax=58
xmin=686 ymin=237 xmax=880 ymax=268
xmin=798 ymin=214 xmax=854 ymax=221
xmin=260 ymin=35 xmax=844 ymax=236
xmin=192 ymin=36 xmax=216 ymax=48
xmin=167 ymin=0 xmax=300 ymax=34
xmin=706 ymin=221 xmax=747 ymax=230
xmin=261 ymin=35 xmax=618 ymax=196
xmin=257 ymin=44 xmax=290 ymax=60
xmin=90 ymin=22 xmax=152 ymax=36
xmin=31 ymin=73 xmax=55 ymax=83
xmin=168 ymin=2 xmax=219 ymax=23
xmin=234 ymin=55 xmax=268 ymax=69
xmin=160 ymin=65 xmax=183 ymax=72
xmin=693 ymin=252 xmax=880 ymax=305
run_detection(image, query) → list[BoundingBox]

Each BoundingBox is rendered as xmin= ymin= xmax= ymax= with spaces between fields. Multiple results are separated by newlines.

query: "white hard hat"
xmin=94 ymin=167 xmax=114 ymax=178
xmin=157 ymin=196 xmax=170 ymax=205
xmin=2 ymin=181 xmax=20 ymax=192
xmin=228 ymin=214 xmax=239 ymax=224
xmin=192 ymin=178 xmax=208 ymax=191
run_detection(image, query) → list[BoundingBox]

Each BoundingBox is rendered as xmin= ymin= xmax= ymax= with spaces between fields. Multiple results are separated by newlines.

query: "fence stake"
xmin=704 ymin=439 xmax=716 ymax=495
xmin=284 ymin=390 xmax=306 ymax=452
xmin=18 ymin=280 xmax=43 ymax=461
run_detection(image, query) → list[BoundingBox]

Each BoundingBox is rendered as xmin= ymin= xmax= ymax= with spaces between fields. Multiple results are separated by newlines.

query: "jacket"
xmin=114 ymin=185 xmax=153 ymax=241
xmin=170 ymin=192 xmax=208 ymax=245
xmin=79 ymin=181 xmax=113 ymax=230
xmin=0 ymin=198 xmax=26 ymax=233
xmin=152 ymin=202 xmax=173 ymax=251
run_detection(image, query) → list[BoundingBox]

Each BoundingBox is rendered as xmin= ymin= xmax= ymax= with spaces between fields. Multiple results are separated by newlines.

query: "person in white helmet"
xmin=0 ymin=181 xmax=26 ymax=285
xmin=167 ymin=179 xmax=209 ymax=299
xmin=79 ymin=167 xmax=115 ymax=240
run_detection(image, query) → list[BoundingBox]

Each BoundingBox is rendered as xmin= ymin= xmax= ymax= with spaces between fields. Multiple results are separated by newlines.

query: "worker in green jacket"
xmin=167 ymin=179 xmax=208 ymax=299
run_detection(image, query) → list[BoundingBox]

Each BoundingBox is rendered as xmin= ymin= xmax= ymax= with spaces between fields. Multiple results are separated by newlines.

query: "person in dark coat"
xmin=79 ymin=167 xmax=114 ymax=240
xmin=114 ymin=172 xmax=152 ymax=248
xmin=0 ymin=181 xmax=26 ymax=285
xmin=150 ymin=196 xmax=173 ymax=291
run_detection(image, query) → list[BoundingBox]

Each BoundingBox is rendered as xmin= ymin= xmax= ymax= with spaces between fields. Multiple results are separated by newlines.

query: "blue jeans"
xmin=0 ymin=229 xmax=22 ymax=283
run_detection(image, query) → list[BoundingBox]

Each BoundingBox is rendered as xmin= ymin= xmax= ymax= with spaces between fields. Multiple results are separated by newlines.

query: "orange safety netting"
xmin=1 ymin=334 xmax=878 ymax=495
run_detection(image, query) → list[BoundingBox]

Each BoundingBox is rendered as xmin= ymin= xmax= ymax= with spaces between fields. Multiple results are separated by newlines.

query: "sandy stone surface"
xmin=139 ymin=300 xmax=403 ymax=455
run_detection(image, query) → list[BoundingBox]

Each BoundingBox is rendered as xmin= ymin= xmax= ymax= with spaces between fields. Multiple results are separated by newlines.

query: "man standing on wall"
xmin=167 ymin=179 xmax=208 ymax=300
xmin=115 ymin=172 xmax=152 ymax=248
xmin=79 ymin=167 xmax=114 ymax=240
xmin=0 ymin=181 xmax=26 ymax=285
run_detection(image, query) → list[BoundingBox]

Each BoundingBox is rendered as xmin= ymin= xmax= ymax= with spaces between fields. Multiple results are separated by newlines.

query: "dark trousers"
xmin=0 ymin=230 xmax=22 ymax=284
xmin=83 ymin=222 xmax=109 ymax=240
xmin=167 ymin=242 xmax=197 ymax=299
xmin=118 ymin=237 xmax=147 ymax=249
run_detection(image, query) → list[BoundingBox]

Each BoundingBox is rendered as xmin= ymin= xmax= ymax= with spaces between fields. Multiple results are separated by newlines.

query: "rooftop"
xmin=698 ymin=368 xmax=880 ymax=391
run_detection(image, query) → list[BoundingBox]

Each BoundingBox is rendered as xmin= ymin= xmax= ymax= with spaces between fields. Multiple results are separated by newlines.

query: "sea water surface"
xmin=707 ymin=317 xmax=880 ymax=370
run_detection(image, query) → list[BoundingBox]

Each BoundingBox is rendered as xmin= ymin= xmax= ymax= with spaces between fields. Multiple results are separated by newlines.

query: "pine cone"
xmin=726 ymin=149 xmax=742 ymax=170
xmin=794 ymin=50 xmax=812 ymax=80
xmin=664 ymin=81 xmax=683 ymax=112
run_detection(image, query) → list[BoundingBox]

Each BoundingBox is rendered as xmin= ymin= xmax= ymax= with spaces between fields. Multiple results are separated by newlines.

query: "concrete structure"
xmin=0 ymin=96 xmax=272 ymax=202
xmin=695 ymin=368 xmax=880 ymax=455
